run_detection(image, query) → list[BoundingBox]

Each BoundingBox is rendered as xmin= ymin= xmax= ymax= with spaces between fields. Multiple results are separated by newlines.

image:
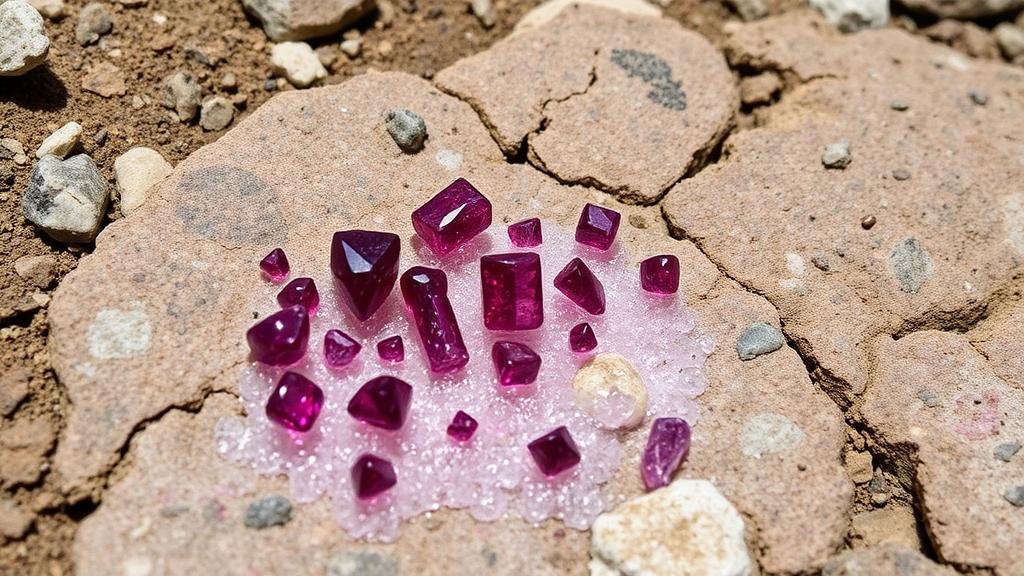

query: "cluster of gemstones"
xmin=217 ymin=178 xmax=711 ymax=540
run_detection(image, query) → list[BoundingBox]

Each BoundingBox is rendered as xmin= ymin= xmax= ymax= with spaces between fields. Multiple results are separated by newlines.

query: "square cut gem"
xmin=412 ymin=178 xmax=492 ymax=257
xmin=480 ymin=252 xmax=543 ymax=331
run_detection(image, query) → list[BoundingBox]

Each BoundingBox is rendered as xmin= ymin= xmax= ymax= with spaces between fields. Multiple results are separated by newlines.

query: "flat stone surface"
xmin=822 ymin=544 xmax=956 ymax=576
xmin=663 ymin=13 xmax=1024 ymax=401
xmin=862 ymin=331 xmax=1024 ymax=574
xmin=436 ymin=6 xmax=736 ymax=204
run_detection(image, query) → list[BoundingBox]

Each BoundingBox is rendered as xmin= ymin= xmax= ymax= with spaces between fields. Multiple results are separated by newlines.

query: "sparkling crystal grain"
xmin=277 ymin=277 xmax=320 ymax=315
xmin=507 ymin=218 xmax=542 ymax=248
xmin=411 ymin=178 xmax=492 ymax=256
xmin=492 ymin=341 xmax=541 ymax=386
xmin=554 ymin=257 xmax=606 ymax=315
xmin=265 ymin=371 xmax=324 ymax=432
xmin=641 ymin=417 xmax=691 ymax=491
xmin=259 ymin=248 xmax=290 ymax=282
xmin=569 ymin=322 xmax=597 ymax=353
xmin=528 ymin=426 xmax=581 ymax=477
xmin=347 ymin=375 xmax=413 ymax=431
xmin=377 ymin=335 xmax=405 ymax=362
xmin=246 ymin=305 xmax=310 ymax=365
xmin=400 ymin=266 xmax=469 ymax=373
xmin=330 ymin=230 xmax=401 ymax=321
xmin=575 ymin=203 xmax=620 ymax=251
xmin=352 ymin=453 xmax=397 ymax=500
xmin=323 ymin=329 xmax=361 ymax=368
xmin=447 ymin=410 xmax=478 ymax=442
xmin=480 ymin=252 xmax=543 ymax=331
xmin=640 ymin=255 xmax=680 ymax=295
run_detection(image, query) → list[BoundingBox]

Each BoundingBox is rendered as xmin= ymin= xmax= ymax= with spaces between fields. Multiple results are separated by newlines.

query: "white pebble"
xmin=271 ymin=42 xmax=327 ymax=88
xmin=36 ymin=121 xmax=82 ymax=159
xmin=114 ymin=147 xmax=173 ymax=215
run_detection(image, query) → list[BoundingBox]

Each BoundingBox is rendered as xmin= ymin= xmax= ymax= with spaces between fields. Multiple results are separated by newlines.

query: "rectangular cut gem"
xmin=400 ymin=266 xmax=470 ymax=373
xmin=411 ymin=178 xmax=492 ymax=257
xmin=480 ymin=252 xmax=543 ymax=331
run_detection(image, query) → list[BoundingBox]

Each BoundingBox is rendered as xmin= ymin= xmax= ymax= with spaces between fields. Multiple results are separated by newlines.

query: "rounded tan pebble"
xmin=571 ymin=352 xmax=647 ymax=429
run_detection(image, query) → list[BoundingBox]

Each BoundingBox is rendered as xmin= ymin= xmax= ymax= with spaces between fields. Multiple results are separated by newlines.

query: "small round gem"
xmin=569 ymin=322 xmax=598 ymax=353
xmin=377 ymin=335 xmax=404 ymax=362
xmin=492 ymin=341 xmax=542 ymax=386
xmin=507 ymin=218 xmax=542 ymax=248
xmin=528 ymin=426 xmax=581 ymax=477
xmin=351 ymin=453 xmax=397 ymax=500
xmin=640 ymin=255 xmax=680 ymax=295
xmin=447 ymin=410 xmax=479 ymax=442
xmin=265 ymin=371 xmax=324 ymax=432
xmin=259 ymin=248 xmax=290 ymax=283
xmin=347 ymin=375 xmax=413 ymax=431
xmin=277 ymin=277 xmax=320 ymax=315
xmin=324 ymin=329 xmax=361 ymax=368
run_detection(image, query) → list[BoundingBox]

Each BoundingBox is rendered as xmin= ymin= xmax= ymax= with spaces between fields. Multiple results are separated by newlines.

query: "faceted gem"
xmin=265 ymin=371 xmax=324 ymax=432
xmin=641 ymin=417 xmax=692 ymax=491
xmin=347 ymin=375 xmax=412 ymax=431
xmin=323 ymin=329 xmax=361 ymax=368
xmin=447 ymin=410 xmax=478 ymax=442
xmin=277 ymin=277 xmax=320 ymax=315
xmin=507 ymin=218 xmax=542 ymax=248
xmin=575 ymin=203 xmax=621 ymax=251
xmin=569 ymin=322 xmax=598 ymax=353
xmin=351 ymin=454 xmax=397 ymax=500
xmin=640 ymin=255 xmax=680 ymax=295
xmin=492 ymin=341 xmax=541 ymax=386
xmin=411 ymin=178 xmax=492 ymax=257
xmin=480 ymin=252 xmax=543 ymax=331
xmin=554 ymin=257 xmax=606 ymax=315
xmin=330 ymin=230 xmax=401 ymax=321
xmin=259 ymin=248 xmax=290 ymax=283
xmin=528 ymin=426 xmax=581 ymax=477
xmin=246 ymin=305 xmax=310 ymax=366
xmin=400 ymin=266 xmax=470 ymax=373
xmin=377 ymin=335 xmax=404 ymax=362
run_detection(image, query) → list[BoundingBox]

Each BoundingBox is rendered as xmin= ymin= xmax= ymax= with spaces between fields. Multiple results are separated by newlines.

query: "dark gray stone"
xmin=384 ymin=108 xmax=427 ymax=153
xmin=995 ymin=441 xmax=1022 ymax=462
xmin=161 ymin=72 xmax=202 ymax=122
xmin=1003 ymin=485 xmax=1024 ymax=507
xmin=822 ymin=139 xmax=852 ymax=169
xmin=243 ymin=495 xmax=292 ymax=529
xmin=890 ymin=237 xmax=931 ymax=293
xmin=23 ymin=154 xmax=109 ymax=243
xmin=610 ymin=48 xmax=686 ymax=111
xmin=736 ymin=322 xmax=785 ymax=360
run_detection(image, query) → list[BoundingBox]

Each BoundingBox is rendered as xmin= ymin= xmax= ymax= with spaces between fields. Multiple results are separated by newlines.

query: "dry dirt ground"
xmin=2 ymin=0 xmax=1023 ymax=574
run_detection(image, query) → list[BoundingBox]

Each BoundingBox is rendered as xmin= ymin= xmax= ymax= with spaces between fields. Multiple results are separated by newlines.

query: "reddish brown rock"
xmin=0 ymin=417 xmax=55 ymax=487
xmin=81 ymin=62 xmax=127 ymax=98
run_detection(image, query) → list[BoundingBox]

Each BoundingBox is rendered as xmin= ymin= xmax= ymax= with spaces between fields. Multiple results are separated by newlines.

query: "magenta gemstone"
xmin=508 ymin=218 xmax=542 ymax=248
xmin=575 ymin=203 xmax=621 ymax=251
xmin=528 ymin=426 xmax=581 ymax=477
xmin=324 ymin=329 xmax=361 ymax=368
xmin=259 ymin=248 xmax=290 ymax=283
xmin=554 ymin=257 xmax=606 ymax=315
xmin=640 ymin=255 xmax=680 ymax=295
xmin=347 ymin=375 xmax=412 ymax=431
xmin=411 ymin=178 xmax=493 ymax=256
xmin=480 ymin=252 xmax=543 ymax=331
xmin=569 ymin=322 xmax=597 ymax=353
xmin=492 ymin=341 xmax=541 ymax=386
xmin=246 ymin=305 xmax=310 ymax=365
xmin=447 ymin=410 xmax=479 ymax=442
xmin=351 ymin=454 xmax=397 ymax=500
xmin=641 ymin=417 xmax=692 ymax=491
xmin=330 ymin=230 xmax=401 ymax=321
xmin=265 ymin=371 xmax=324 ymax=432
xmin=400 ymin=266 xmax=470 ymax=373
xmin=277 ymin=277 xmax=320 ymax=315
xmin=377 ymin=335 xmax=405 ymax=362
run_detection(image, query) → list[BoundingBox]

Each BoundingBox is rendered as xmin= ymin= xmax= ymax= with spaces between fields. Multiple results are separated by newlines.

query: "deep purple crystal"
xmin=640 ymin=255 xmax=680 ymax=295
xmin=400 ymin=266 xmax=469 ymax=373
xmin=347 ymin=375 xmax=412 ymax=431
xmin=508 ymin=218 xmax=542 ymax=248
xmin=265 ymin=371 xmax=324 ymax=432
xmin=554 ymin=257 xmax=606 ymax=315
xmin=575 ymin=203 xmax=620 ymax=251
xmin=351 ymin=454 xmax=397 ymax=500
xmin=377 ymin=335 xmax=405 ymax=362
xmin=569 ymin=322 xmax=597 ymax=353
xmin=330 ymin=230 xmax=401 ymax=321
xmin=323 ymin=329 xmax=361 ymax=368
xmin=447 ymin=410 xmax=479 ymax=442
xmin=259 ymin=248 xmax=290 ymax=283
xmin=492 ymin=341 xmax=541 ymax=386
xmin=480 ymin=252 xmax=543 ymax=331
xmin=411 ymin=178 xmax=492 ymax=256
xmin=528 ymin=426 xmax=581 ymax=477
xmin=641 ymin=417 xmax=691 ymax=491
xmin=277 ymin=277 xmax=320 ymax=315
xmin=246 ymin=305 xmax=310 ymax=365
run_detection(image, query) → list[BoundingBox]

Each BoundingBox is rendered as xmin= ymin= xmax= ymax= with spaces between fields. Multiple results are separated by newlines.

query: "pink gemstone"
xmin=411 ymin=178 xmax=492 ymax=256
xmin=492 ymin=341 xmax=541 ymax=386
xmin=351 ymin=454 xmax=397 ymax=500
xmin=554 ymin=257 xmax=606 ymax=315
xmin=640 ymin=255 xmax=680 ymax=295
xmin=330 ymin=230 xmax=401 ymax=321
xmin=400 ymin=266 xmax=469 ymax=373
xmin=569 ymin=322 xmax=597 ymax=353
xmin=347 ymin=375 xmax=412 ymax=431
xmin=259 ymin=248 xmax=290 ymax=283
xmin=641 ymin=417 xmax=691 ymax=491
xmin=246 ymin=305 xmax=310 ymax=365
xmin=277 ymin=277 xmax=320 ymax=315
xmin=377 ymin=335 xmax=404 ymax=362
xmin=480 ymin=252 xmax=543 ymax=331
xmin=324 ymin=329 xmax=361 ymax=368
xmin=528 ymin=426 xmax=581 ymax=477
xmin=575 ymin=203 xmax=621 ymax=251
xmin=447 ymin=410 xmax=478 ymax=442
xmin=265 ymin=371 xmax=324 ymax=432
xmin=508 ymin=218 xmax=542 ymax=248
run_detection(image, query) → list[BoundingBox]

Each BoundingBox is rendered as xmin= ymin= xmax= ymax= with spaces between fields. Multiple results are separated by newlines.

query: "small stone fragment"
xmin=890 ymin=100 xmax=909 ymax=111
xmin=242 ymin=0 xmax=375 ymax=42
xmin=411 ymin=178 xmax=492 ymax=257
xmin=243 ymin=495 xmax=292 ymax=529
xmin=0 ymin=499 xmax=32 ymax=540
xmin=277 ymin=277 xmax=319 ymax=315
xmin=739 ymin=72 xmax=781 ymax=106
xmin=199 ymin=97 xmax=235 ymax=131
xmin=861 ymin=215 xmax=877 ymax=229
xmin=447 ymin=410 xmax=478 ymax=442
xmin=28 ymin=0 xmax=65 ymax=20
xmin=480 ymin=252 xmax=544 ymax=331
xmin=890 ymin=237 xmax=931 ymax=293
xmin=554 ymin=257 xmax=606 ymax=315
xmin=575 ymin=203 xmax=621 ymax=251
xmin=347 ymin=375 xmax=412 ymax=431
xmin=736 ymin=322 xmax=784 ymax=360
xmin=994 ymin=441 xmax=1021 ymax=462
xmin=219 ymin=72 xmax=237 ymax=91
xmin=507 ymin=217 xmax=542 ymax=247
xmin=569 ymin=322 xmax=597 ymax=353
xmin=376 ymin=335 xmax=404 ymax=362
xmin=892 ymin=168 xmax=911 ymax=181
xmin=728 ymin=0 xmax=767 ymax=21
xmin=271 ymin=41 xmax=327 ymax=88
xmin=80 ymin=62 xmax=126 ymax=97
xmin=0 ymin=368 xmax=29 ymax=417
xmin=641 ymin=417 xmax=691 ymax=490
xmin=995 ymin=23 xmax=1024 ymax=60
xmin=822 ymin=139 xmax=852 ymax=169
xmin=259 ymin=248 xmax=290 ymax=282
xmin=471 ymin=0 xmax=496 ymax=28
xmin=245 ymin=305 xmax=310 ymax=366
xmin=384 ymin=108 xmax=427 ymax=153
xmin=113 ymin=146 xmax=172 ymax=215
xmin=351 ymin=454 xmax=397 ymax=499
xmin=400 ymin=267 xmax=468 ymax=372
xmin=810 ymin=0 xmax=888 ymax=33
xmin=23 ymin=154 xmax=109 ymax=243
xmin=323 ymin=329 xmax=361 ymax=368
xmin=1003 ymin=485 xmax=1024 ymax=507
xmin=160 ymin=72 xmax=202 ymax=121
xmin=528 ymin=426 xmax=581 ymax=476
xmin=340 ymin=38 xmax=362 ymax=58
xmin=330 ymin=230 xmax=401 ymax=321
xmin=13 ymin=254 xmax=56 ymax=288
xmin=640 ymin=254 xmax=680 ymax=295
xmin=265 ymin=372 xmax=323 ymax=432
xmin=75 ymin=2 xmax=111 ymax=45
xmin=0 ymin=1 xmax=49 ymax=76
xmin=35 ymin=121 xmax=81 ymax=159
xmin=969 ymin=90 xmax=989 ymax=106
xmin=571 ymin=352 xmax=647 ymax=429
xmin=916 ymin=389 xmax=941 ymax=408
xmin=846 ymin=449 xmax=874 ymax=484
xmin=491 ymin=341 xmax=542 ymax=386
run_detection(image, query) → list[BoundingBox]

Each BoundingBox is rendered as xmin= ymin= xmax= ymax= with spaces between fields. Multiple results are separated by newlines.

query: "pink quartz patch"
xmin=953 ymin=390 xmax=1001 ymax=440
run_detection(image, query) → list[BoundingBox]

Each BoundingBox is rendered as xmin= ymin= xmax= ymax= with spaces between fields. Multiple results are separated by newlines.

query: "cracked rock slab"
xmin=436 ymin=5 xmax=737 ymax=204
xmin=822 ymin=544 xmax=956 ymax=576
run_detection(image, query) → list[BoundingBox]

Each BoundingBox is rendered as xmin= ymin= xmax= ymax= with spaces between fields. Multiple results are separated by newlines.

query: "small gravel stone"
xmin=846 ymin=449 xmax=874 ymax=484
xmin=340 ymin=38 xmax=362 ymax=58
xmin=0 ymin=0 xmax=49 ymax=76
xmin=822 ymin=139 xmax=852 ymax=169
xmin=14 ymin=254 xmax=56 ymax=288
xmin=0 ymin=499 xmax=32 ymax=540
xmin=384 ymin=108 xmax=427 ymax=153
xmin=969 ymin=90 xmax=989 ymax=106
xmin=199 ymin=97 xmax=234 ymax=131
xmin=890 ymin=237 xmax=931 ymax=293
xmin=219 ymin=72 xmax=237 ymax=91
xmin=271 ymin=41 xmax=327 ymax=88
xmin=916 ymin=389 xmax=941 ymax=408
xmin=0 ymin=367 xmax=30 ymax=417
xmin=628 ymin=213 xmax=648 ymax=229
xmin=861 ymin=215 xmax=876 ymax=229
xmin=75 ymin=2 xmax=111 ymax=45
xmin=890 ymin=100 xmax=909 ymax=111
xmin=736 ymin=322 xmax=785 ymax=360
xmin=160 ymin=71 xmax=202 ymax=122
xmin=892 ymin=168 xmax=911 ymax=181
xmin=994 ymin=441 xmax=1021 ymax=462
xmin=35 ymin=121 xmax=82 ymax=159
xmin=23 ymin=153 xmax=109 ymax=243
xmin=29 ymin=0 xmax=66 ymax=19
xmin=728 ymin=0 xmax=768 ymax=21
xmin=471 ymin=0 xmax=496 ymax=28
xmin=243 ymin=495 xmax=292 ymax=529
xmin=994 ymin=23 xmax=1024 ymax=60
xmin=113 ymin=146 xmax=172 ymax=215
xmin=810 ymin=0 xmax=888 ymax=33
xmin=1003 ymin=485 xmax=1024 ymax=507
xmin=81 ymin=61 xmax=126 ymax=97
xmin=811 ymin=252 xmax=831 ymax=271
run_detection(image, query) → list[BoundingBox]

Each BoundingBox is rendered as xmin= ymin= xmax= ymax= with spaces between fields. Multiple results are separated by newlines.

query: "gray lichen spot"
xmin=243 ymin=495 xmax=292 ymax=529
xmin=86 ymin=303 xmax=153 ymax=359
xmin=741 ymin=412 xmax=805 ymax=458
xmin=175 ymin=165 xmax=285 ymax=247
xmin=916 ymin=389 xmax=941 ymax=408
xmin=327 ymin=551 xmax=398 ymax=576
xmin=610 ymin=48 xmax=686 ymax=111
xmin=890 ymin=237 xmax=932 ymax=293
xmin=736 ymin=322 xmax=785 ymax=360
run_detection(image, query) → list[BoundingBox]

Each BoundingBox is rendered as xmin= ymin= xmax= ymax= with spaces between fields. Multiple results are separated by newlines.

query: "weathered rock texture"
xmin=242 ymin=0 xmax=375 ymax=41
